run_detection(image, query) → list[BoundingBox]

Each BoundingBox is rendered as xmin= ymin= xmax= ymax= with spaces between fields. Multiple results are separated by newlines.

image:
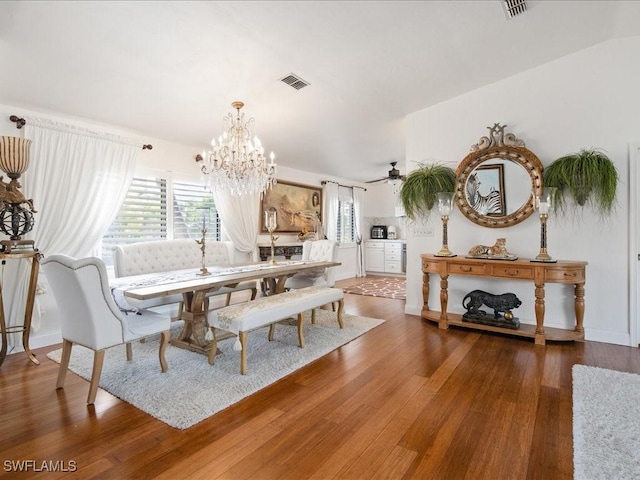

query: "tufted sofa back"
xmin=112 ymin=239 xmax=236 ymax=278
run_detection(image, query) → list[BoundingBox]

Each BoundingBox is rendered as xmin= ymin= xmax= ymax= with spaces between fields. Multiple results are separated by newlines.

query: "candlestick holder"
xmin=264 ymin=210 xmax=279 ymax=265
xmin=435 ymin=192 xmax=457 ymax=257
xmin=532 ymin=187 xmax=557 ymax=263
xmin=195 ymin=225 xmax=211 ymax=275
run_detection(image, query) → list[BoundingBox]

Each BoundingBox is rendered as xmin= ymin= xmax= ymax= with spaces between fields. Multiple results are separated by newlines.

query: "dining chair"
xmin=284 ymin=240 xmax=339 ymax=311
xmin=42 ymin=254 xmax=171 ymax=405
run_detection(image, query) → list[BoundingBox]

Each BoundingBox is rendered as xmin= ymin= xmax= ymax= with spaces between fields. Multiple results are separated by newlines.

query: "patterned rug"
xmin=343 ymin=276 xmax=406 ymax=300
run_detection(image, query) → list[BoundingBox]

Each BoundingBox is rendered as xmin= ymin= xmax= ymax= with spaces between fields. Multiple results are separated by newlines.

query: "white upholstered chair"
xmin=42 ymin=254 xmax=170 ymax=405
xmin=284 ymin=239 xmax=339 ymax=290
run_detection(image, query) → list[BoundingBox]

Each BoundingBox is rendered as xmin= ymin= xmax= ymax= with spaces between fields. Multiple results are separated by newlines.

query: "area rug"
xmin=343 ymin=277 xmax=406 ymax=300
xmin=47 ymin=310 xmax=384 ymax=429
xmin=572 ymin=364 xmax=640 ymax=479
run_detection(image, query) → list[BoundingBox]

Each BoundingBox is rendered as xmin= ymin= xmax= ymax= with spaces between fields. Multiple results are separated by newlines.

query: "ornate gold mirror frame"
xmin=455 ymin=124 xmax=544 ymax=228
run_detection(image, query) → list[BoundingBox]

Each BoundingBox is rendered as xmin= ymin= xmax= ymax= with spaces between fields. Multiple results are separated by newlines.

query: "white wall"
xmin=0 ymin=103 xmax=361 ymax=350
xmin=404 ymin=36 xmax=640 ymax=346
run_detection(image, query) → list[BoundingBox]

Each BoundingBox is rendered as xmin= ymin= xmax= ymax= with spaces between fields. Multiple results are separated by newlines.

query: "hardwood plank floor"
xmin=1 ymin=276 xmax=639 ymax=479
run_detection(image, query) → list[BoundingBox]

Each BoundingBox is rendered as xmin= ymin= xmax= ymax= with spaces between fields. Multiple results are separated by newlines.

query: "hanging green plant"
xmin=543 ymin=148 xmax=618 ymax=217
xmin=399 ymin=163 xmax=456 ymax=221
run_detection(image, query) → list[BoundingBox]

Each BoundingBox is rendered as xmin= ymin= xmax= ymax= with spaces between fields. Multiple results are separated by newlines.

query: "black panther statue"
xmin=462 ymin=290 xmax=522 ymax=319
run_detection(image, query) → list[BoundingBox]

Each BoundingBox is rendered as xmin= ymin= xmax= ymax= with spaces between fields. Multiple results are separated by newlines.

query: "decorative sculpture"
xmin=462 ymin=289 xmax=522 ymax=329
xmin=467 ymin=237 xmax=517 ymax=260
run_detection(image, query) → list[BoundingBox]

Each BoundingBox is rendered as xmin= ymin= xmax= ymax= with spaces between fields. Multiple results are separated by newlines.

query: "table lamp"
xmin=0 ymin=136 xmax=36 ymax=252
xmin=532 ymin=187 xmax=557 ymax=263
xmin=435 ymin=192 xmax=456 ymax=257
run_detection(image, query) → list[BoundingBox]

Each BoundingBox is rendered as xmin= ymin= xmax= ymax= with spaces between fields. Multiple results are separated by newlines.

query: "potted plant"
xmin=543 ymin=148 xmax=619 ymax=217
xmin=399 ymin=163 xmax=456 ymax=221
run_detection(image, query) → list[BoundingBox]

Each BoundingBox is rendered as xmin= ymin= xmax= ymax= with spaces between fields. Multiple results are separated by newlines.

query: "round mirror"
xmin=455 ymin=124 xmax=543 ymax=228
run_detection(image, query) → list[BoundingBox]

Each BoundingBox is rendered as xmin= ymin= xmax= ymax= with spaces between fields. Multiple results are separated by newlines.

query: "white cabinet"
xmin=365 ymin=241 xmax=385 ymax=272
xmin=365 ymin=241 xmax=403 ymax=274
xmin=385 ymin=242 xmax=402 ymax=273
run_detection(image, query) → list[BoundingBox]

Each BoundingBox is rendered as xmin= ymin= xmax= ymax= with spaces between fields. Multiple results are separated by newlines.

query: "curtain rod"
xmin=321 ymin=180 xmax=367 ymax=191
xmin=9 ymin=115 xmax=153 ymax=150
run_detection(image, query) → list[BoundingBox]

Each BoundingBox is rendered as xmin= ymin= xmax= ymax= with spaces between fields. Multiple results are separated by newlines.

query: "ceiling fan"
xmin=365 ymin=162 xmax=406 ymax=184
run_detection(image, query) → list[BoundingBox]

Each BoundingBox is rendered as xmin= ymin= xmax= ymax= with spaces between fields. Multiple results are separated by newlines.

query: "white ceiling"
xmin=1 ymin=1 xmax=639 ymax=183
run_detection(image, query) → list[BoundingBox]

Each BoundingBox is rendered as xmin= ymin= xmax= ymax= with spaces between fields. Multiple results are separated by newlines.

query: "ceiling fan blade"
xmin=365 ymin=177 xmax=387 ymax=184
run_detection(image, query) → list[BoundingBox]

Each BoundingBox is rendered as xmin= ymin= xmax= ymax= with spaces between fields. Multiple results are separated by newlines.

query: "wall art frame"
xmin=259 ymin=180 xmax=322 ymax=233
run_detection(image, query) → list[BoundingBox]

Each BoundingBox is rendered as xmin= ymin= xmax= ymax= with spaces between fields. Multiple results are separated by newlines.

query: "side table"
xmin=0 ymin=250 xmax=43 ymax=367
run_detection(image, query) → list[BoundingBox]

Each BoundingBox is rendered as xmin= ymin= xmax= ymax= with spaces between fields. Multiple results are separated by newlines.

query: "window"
xmin=337 ymin=187 xmax=355 ymax=244
xmin=172 ymin=181 xmax=220 ymax=241
xmin=101 ymin=176 xmax=219 ymax=265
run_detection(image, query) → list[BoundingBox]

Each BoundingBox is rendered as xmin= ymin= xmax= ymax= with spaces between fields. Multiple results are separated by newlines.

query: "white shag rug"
xmin=47 ymin=309 xmax=384 ymax=429
xmin=573 ymin=364 xmax=640 ymax=479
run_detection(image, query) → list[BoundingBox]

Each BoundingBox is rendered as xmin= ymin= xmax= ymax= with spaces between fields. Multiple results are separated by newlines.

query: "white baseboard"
xmin=585 ymin=328 xmax=633 ymax=347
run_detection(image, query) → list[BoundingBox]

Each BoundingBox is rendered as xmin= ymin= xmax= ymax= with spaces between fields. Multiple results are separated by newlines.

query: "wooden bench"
xmin=206 ymin=286 xmax=344 ymax=374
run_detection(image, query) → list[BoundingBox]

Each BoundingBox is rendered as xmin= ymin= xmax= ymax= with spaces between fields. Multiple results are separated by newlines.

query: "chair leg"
xmin=88 ymin=350 xmax=106 ymax=405
xmin=225 ymin=292 xmax=232 ymax=306
xmin=159 ymin=331 xmax=169 ymax=372
xmin=240 ymin=331 xmax=248 ymax=375
xmin=336 ymin=299 xmax=344 ymax=329
xmin=207 ymin=329 xmax=218 ymax=366
xmin=56 ymin=339 xmax=73 ymax=389
xmin=297 ymin=313 xmax=305 ymax=348
xmin=250 ymin=288 xmax=257 ymax=300
xmin=268 ymin=323 xmax=275 ymax=341
xmin=311 ymin=308 xmax=316 ymax=324
xmin=332 ymin=302 xmax=336 ymax=312
xmin=126 ymin=342 xmax=133 ymax=361
xmin=172 ymin=301 xmax=184 ymax=322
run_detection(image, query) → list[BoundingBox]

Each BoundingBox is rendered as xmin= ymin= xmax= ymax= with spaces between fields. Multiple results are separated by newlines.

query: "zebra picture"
xmin=465 ymin=164 xmax=506 ymax=216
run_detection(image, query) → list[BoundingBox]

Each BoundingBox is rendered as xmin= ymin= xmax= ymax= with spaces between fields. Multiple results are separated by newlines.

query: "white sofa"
xmin=112 ymin=239 xmax=257 ymax=310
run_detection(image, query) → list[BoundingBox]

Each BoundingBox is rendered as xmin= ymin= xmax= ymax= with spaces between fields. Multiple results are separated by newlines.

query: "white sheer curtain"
xmin=322 ymin=182 xmax=339 ymax=242
xmin=353 ymin=186 xmax=366 ymax=277
xmin=212 ymin=190 xmax=260 ymax=261
xmin=4 ymin=118 xmax=139 ymax=342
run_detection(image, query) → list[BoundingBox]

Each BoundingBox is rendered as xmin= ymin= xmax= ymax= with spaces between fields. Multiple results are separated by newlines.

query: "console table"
xmin=258 ymin=242 xmax=303 ymax=261
xmin=420 ymin=254 xmax=587 ymax=345
xmin=0 ymin=250 xmax=42 ymax=367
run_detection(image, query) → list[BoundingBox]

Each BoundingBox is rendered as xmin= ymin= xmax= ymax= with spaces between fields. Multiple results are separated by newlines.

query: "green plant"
xmin=399 ymin=163 xmax=456 ymax=221
xmin=543 ymin=148 xmax=618 ymax=217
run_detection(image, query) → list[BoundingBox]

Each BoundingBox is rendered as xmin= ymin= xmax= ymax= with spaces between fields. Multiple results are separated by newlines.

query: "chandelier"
xmin=197 ymin=101 xmax=276 ymax=196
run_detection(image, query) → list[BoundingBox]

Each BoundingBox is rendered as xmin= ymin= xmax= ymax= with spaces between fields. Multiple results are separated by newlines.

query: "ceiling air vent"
xmin=280 ymin=73 xmax=310 ymax=90
xmin=502 ymin=0 xmax=527 ymax=19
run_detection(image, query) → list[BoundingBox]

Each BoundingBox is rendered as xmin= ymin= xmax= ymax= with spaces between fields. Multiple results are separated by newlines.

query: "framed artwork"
xmin=466 ymin=164 xmax=506 ymax=216
xmin=260 ymin=180 xmax=322 ymax=233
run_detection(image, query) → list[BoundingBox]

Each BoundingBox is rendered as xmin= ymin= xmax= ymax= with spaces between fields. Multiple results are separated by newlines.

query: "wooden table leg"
xmin=0 ymin=281 xmax=7 ymax=367
xmin=534 ymin=282 xmax=546 ymax=345
xmin=171 ymin=290 xmax=212 ymax=354
xmin=422 ymin=272 xmax=430 ymax=313
xmin=439 ymin=274 xmax=449 ymax=329
xmin=574 ymin=282 xmax=585 ymax=338
xmin=22 ymin=255 xmax=41 ymax=365
xmin=264 ymin=274 xmax=293 ymax=295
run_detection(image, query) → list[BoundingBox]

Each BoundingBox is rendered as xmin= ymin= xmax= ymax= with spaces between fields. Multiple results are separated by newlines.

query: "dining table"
xmin=110 ymin=260 xmax=340 ymax=358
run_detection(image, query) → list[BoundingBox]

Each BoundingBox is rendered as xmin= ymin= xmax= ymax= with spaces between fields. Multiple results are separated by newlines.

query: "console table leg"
xmin=22 ymin=256 xmax=41 ymax=365
xmin=439 ymin=274 xmax=449 ymax=329
xmin=422 ymin=272 xmax=430 ymax=312
xmin=0 ymin=284 xmax=6 ymax=367
xmin=534 ymin=283 xmax=546 ymax=345
xmin=575 ymin=282 xmax=585 ymax=338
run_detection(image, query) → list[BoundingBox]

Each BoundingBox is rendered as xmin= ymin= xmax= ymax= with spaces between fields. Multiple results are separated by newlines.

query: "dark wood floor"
xmin=2 ymin=276 xmax=640 ymax=479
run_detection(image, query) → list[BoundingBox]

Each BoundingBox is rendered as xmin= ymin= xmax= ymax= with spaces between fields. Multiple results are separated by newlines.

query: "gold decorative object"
xmin=264 ymin=210 xmax=279 ymax=265
xmin=467 ymin=238 xmax=517 ymax=260
xmin=532 ymin=187 xmax=557 ymax=263
xmin=0 ymin=136 xmax=37 ymax=252
xmin=435 ymin=192 xmax=456 ymax=257
xmin=196 ymin=101 xmax=276 ymax=196
xmin=195 ymin=215 xmax=211 ymax=276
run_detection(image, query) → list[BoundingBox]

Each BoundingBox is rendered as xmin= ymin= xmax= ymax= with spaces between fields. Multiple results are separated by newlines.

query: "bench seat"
xmin=207 ymin=286 xmax=344 ymax=374
xmin=112 ymin=239 xmax=257 ymax=312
